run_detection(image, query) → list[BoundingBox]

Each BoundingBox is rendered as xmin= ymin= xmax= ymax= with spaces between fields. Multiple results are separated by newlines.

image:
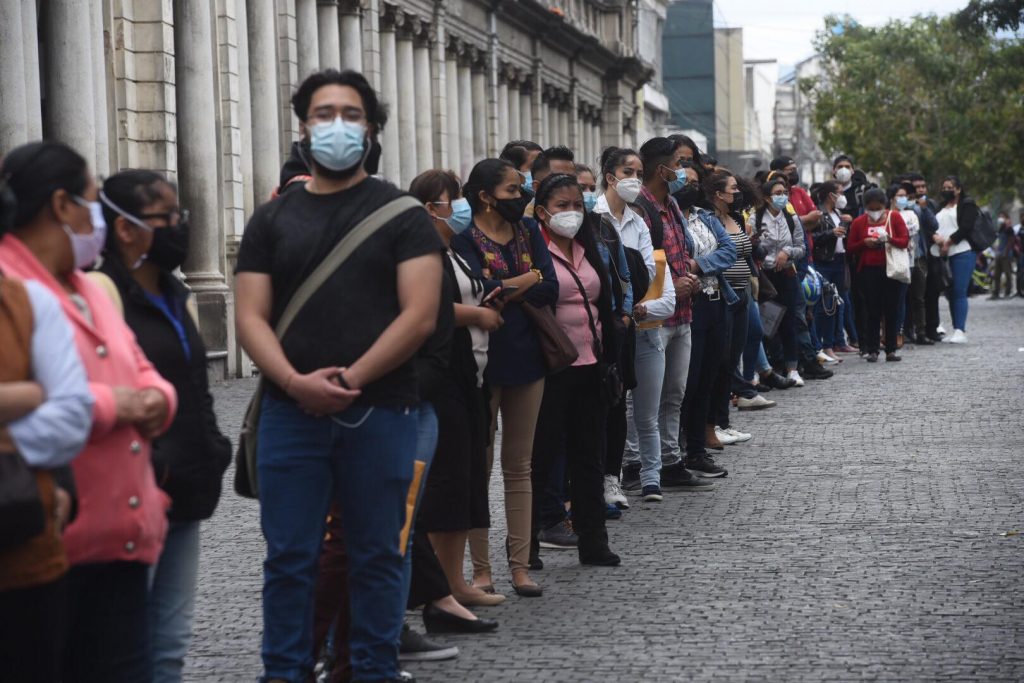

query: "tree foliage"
xmin=805 ymin=13 xmax=1024 ymax=201
xmin=954 ymin=0 xmax=1024 ymax=33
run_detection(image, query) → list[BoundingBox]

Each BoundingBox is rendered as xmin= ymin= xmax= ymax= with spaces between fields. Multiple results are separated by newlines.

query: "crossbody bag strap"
xmin=274 ymin=194 xmax=423 ymax=338
xmin=560 ymin=256 xmax=603 ymax=359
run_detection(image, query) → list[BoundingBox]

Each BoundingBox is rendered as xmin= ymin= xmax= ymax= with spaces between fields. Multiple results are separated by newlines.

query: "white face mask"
xmin=835 ymin=167 xmax=853 ymax=184
xmin=546 ymin=210 xmax=584 ymax=239
xmin=867 ymin=209 xmax=884 ymax=222
xmin=613 ymin=177 xmax=642 ymax=203
xmin=835 ymin=194 xmax=848 ymax=210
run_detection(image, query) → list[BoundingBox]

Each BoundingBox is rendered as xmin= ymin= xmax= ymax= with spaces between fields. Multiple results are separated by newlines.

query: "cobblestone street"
xmin=187 ymin=297 xmax=1024 ymax=682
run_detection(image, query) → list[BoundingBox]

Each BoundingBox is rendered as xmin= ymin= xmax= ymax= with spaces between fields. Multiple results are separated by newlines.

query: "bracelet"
xmin=336 ymin=371 xmax=352 ymax=390
xmin=531 ymin=268 xmax=543 ymax=283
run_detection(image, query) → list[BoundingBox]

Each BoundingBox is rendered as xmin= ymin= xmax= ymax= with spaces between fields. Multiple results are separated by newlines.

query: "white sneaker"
xmin=946 ymin=329 xmax=968 ymax=344
xmin=603 ymin=475 xmax=629 ymax=509
xmin=817 ymin=351 xmax=839 ymax=365
xmin=721 ymin=427 xmax=752 ymax=443
xmin=788 ymin=370 xmax=805 ymax=387
xmin=937 ymin=325 xmax=947 ymax=336
xmin=713 ymin=426 xmax=740 ymax=445
xmin=737 ymin=394 xmax=776 ymax=411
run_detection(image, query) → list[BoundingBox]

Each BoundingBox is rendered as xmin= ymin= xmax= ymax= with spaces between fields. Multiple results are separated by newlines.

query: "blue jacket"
xmin=684 ymin=208 xmax=739 ymax=305
xmin=594 ymin=225 xmax=633 ymax=314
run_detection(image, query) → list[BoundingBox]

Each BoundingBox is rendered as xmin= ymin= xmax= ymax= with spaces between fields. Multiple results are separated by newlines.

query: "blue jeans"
xmin=624 ymin=327 xmax=668 ymax=487
xmin=148 ymin=519 xmax=201 ymax=683
xmin=657 ymin=323 xmax=692 ymax=467
xmin=948 ymin=250 xmax=974 ymax=331
xmin=814 ymin=259 xmax=846 ymax=348
xmin=257 ymin=394 xmax=417 ymax=683
xmin=402 ymin=404 xmax=438 ymax=613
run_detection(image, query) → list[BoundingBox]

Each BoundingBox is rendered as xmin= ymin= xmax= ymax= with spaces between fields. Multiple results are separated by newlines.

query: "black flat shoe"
xmin=915 ymin=335 xmax=935 ymax=346
xmin=422 ymin=604 xmax=498 ymax=634
xmin=579 ymin=548 xmax=621 ymax=567
xmin=886 ymin=353 xmax=901 ymax=362
xmin=866 ymin=352 xmax=878 ymax=363
xmin=511 ymin=581 xmax=543 ymax=597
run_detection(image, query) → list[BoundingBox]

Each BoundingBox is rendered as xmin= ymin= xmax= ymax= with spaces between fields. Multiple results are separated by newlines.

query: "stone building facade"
xmin=0 ymin=0 xmax=667 ymax=377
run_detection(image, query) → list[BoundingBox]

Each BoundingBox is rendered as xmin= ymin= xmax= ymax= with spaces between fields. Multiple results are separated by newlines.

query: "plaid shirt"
xmin=639 ymin=186 xmax=692 ymax=326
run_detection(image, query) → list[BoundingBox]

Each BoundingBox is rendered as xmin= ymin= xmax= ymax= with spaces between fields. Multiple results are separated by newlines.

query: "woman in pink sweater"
xmin=0 ymin=141 xmax=176 ymax=682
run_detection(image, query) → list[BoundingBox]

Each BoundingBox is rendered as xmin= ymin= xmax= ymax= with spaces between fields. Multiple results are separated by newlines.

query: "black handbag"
xmin=0 ymin=452 xmax=45 ymax=550
xmin=564 ymin=264 xmax=623 ymax=406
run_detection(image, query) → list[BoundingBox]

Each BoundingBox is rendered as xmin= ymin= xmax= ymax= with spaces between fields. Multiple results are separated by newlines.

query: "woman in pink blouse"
xmin=0 ymin=141 xmax=176 ymax=681
xmin=529 ymin=173 xmax=622 ymax=568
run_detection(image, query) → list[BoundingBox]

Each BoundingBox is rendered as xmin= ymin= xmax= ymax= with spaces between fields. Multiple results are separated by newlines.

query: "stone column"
xmin=296 ymin=0 xmax=321 ymax=77
xmin=508 ymin=79 xmax=521 ymax=142
xmin=247 ymin=0 xmax=282 ymax=204
xmin=42 ymin=0 xmax=95 ymax=160
xmin=22 ymin=0 xmax=42 ymax=140
xmin=395 ymin=25 xmax=417 ymax=187
xmin=317 ymin=0 xmax=340 ymax=68
xmin=430 ymin=13 xmax=448 ymax=169
xmin=339 ymin=1 xmax=362 ymax=72
xmin=90 ymin=0 xmax=111 ymax=177
xmin=174 ymin=0 xmax=230 ymax=371
xmin=496 ymin=75 xmax=509 ymax=148
xmin=235 ymin=0 xmax=256 ymax=217
xmin=413 ymin=33 xmax=434 ymax=175
xmin=445 ymin=50 xmax=461 ymax=177
xmin=457 ymin=58 xmax=474 ymax=179
xmin=471 ymin=63 xmax=488 ymax=160
xmin=558 ymin=103 xmax=569 ymax=149
xmin=378 ymin=18 xmax=400 ymax=184
xmin=519 ymin=84 xmax=532 ymax=141
xmin=0 ymin=0 xmax=28 ymax=150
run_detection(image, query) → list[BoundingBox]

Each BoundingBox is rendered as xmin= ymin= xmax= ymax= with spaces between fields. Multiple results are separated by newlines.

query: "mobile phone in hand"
xmin=481 ymin=285 xmax=519 ymax=307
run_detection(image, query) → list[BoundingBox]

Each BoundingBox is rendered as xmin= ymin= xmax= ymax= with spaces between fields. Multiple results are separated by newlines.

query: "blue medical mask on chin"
xmin=583 ymin=191 xmax=597 ymax=212
xmin=310 ymin=117 xmax=368 ymax=172
xmin=444 ymin=198 xmax=473 ymax=234
xmin=66 ymin=197 xmax=108 ymax=269
xmin=667 ymin=168 xmax=687 ymax=194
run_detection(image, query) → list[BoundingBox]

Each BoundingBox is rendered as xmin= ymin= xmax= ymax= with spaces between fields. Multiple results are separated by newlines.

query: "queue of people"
xmin=0 ymin=68 xmax=1002 ymax=683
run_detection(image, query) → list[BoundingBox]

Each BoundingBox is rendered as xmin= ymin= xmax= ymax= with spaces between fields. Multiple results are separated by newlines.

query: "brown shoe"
xmin=705 ymin=424 xmax=724 ymax=451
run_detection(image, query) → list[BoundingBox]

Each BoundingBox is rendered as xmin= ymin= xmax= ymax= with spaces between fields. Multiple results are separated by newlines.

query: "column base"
xmin=184 ymin=270 xmax=235 ymax=381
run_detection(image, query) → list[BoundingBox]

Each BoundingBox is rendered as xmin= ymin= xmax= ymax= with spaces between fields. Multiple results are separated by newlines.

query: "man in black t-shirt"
xmin=235 ymin=69 xmax=442 ymax=683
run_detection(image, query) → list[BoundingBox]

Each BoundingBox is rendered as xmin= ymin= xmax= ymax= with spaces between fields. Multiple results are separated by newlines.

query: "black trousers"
xmin=681 ymin=296 xmax=726 ymax=458
xmin=710 ymin=291 xmax=748 ymax=428
xmin=925 ymin=255 xmax=944 ymax=337
xmin=604 ymin=392 xmax=627 ymax=478
xmin=407 ymin=529 xmax=450 ymax=610
xmin=906 ymin=256 xmax=928 ymax=336
xmin=860 ymin=265 xmax=900 ymax=354
xmin=64 ymin=561 xmax=151 ymax=683
xmin=531 ymin=364 xmax=609 ymax=555
xmin=0 ymin=578 xmax=67 ymax=682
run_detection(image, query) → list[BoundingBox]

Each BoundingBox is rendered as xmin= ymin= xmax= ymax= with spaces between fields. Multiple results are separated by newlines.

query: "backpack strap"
xmin=633 ymin=195 xmax=664 ymax=249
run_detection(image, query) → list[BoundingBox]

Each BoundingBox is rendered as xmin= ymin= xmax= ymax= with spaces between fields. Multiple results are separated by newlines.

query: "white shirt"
xmin=830 ymin=210 xmax=846 ymax=254
xmin=592 ymin=193 xmax=656 ymax=281
xmin=448 ymin=251 xmax=489 ymax=387
xmin=900 ymin=208 xmax=920 ymax=246
xmin=931 ymin=206 xmax=972 ymax=257
xmin=8 ymin=280 xmax=94 ymax=468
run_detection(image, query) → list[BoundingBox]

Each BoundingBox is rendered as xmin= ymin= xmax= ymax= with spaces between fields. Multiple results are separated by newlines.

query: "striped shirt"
xmin=723 ymin=230 xmax=751 ymax=290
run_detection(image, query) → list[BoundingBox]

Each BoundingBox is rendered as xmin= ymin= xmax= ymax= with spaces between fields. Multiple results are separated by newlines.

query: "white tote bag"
xmin=883 ymin=211 xmax=912 ymax=284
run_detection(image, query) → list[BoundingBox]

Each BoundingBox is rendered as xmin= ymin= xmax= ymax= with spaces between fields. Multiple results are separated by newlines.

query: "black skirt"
xmin=417 ymin=374 xmax=491 ymax=533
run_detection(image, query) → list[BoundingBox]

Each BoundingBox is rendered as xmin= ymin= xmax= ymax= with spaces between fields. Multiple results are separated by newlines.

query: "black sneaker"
xmin=641 ymin=484 xmax=663 ymax=502
xmin=660 ymin=463 xmax=715 ymax=490
xmin=620 ymin=464 xmax=641 ymax=493
xmin=801 ymin=363 xmax=833 ymax=380
xmin=398 ymin=624 xmax=459 ymax=662
xmin=537 ymin=519 xmax=578 ymax=549
xmin=761 ymin=370 xmax=797 ymax=390
xmin=866 ymin=352 xmax=879 ymax=363
xmin=684 ymin=454 xmax=728 ymax=478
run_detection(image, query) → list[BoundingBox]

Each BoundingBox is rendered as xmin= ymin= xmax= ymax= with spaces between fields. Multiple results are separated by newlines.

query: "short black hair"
xmin=0 ymin=141 xmax=88 ymax=233
xmin=907 ymin=172 xmax=926 ymax=182
xmin=291 ymin=69 xmax=388 ymax=134
xmin=862 ymin=187 xmax=888 ymax=207
xmin=463 ymin=158 xmax=517 ymax=214
xmin=833 ymin=154 xmax=853 ymax=168
xmin=770 ymin=156 xmax=795 ymax=171
xmin=639 ymin=136 xmax=685 ymax=181
xmin=502 ymin=140 xmax=543 ymax=157
xmin=531 ymin=152 xmax=550 ymax=177
xmin=543 ymin=146 xmax=575 ymax=163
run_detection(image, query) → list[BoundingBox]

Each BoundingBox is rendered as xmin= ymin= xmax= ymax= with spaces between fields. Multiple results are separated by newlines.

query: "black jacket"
xmin=811 ymin=208 xmax=840 ymax=263
xmin=947 ymin=195 xmax=980 ymax=246
xmin=99 ymin=260 xmax=232 ymax=521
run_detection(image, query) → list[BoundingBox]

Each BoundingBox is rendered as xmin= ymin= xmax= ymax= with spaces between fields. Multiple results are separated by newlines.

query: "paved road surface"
xmin=186 ymin=296 xmax=1024 ymax=682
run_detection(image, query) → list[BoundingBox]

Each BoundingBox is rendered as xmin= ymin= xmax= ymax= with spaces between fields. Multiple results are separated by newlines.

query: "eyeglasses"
xmin=309 ymin=107 xmax=367 ymax=125
xmin=137 ymin=208 xmax=190 ymax=226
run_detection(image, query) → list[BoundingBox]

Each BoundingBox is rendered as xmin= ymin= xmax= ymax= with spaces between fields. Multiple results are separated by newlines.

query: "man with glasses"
xmin=235 ymin=69 xmax=442 ymax=683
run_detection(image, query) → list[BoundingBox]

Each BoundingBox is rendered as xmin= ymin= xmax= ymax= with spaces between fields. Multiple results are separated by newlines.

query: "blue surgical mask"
xmin=896 ymin=196 xmax=909 ymax=210
xmin=310 ymin=117 xmax=367 ymax=171
xmin=667 ymin=168 xmax=687 ymax=194
xmin=771 ymin=195 xmax=788 ymax=210
xmin=583 ymin=191 xmax=597 ymax=212
xmin=67 ymin=196 xmax=108 ymax=269
xmin=445 ymin=198 xmax=473 ymax=234
xmin=520 ymin=170 xmax=533 ymax=192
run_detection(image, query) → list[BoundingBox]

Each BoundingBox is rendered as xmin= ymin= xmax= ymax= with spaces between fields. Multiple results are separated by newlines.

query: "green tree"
xmin=804 ymin=14 xmax=1024 ymax=202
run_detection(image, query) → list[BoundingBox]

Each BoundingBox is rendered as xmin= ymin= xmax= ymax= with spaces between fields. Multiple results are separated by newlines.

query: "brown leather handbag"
xmin=522 ymin=302 xmax=578 ymax=374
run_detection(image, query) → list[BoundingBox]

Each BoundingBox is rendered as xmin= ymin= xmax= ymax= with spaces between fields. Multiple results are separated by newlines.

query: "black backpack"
xmin=967 ymin=206 xmax=996 ymax=251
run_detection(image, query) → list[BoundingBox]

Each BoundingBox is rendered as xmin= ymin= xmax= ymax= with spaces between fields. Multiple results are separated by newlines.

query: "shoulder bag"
xmin=518 ymin=222 xmax=579 ymax=374
xmin=234 ymin=195 xmax=424 ymax=499
xmin=883 ymin=211 xmax=912 ymax=284
xmin=562 ymin=259 xmax=623 ymax=407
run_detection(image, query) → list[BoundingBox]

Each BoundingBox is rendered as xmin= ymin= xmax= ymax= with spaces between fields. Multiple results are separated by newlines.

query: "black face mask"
xmin=787 ymin=170 xmax=800 ymax=186
xmin=673 ymin=183 xmax=703 ymax=209
xmin=148 ymin=220 xmax=190 ymax=271
xmin=940 ymin=189 xmax=956 ymax=203
xmin=493 ymin=195 xmax=531 ymax=225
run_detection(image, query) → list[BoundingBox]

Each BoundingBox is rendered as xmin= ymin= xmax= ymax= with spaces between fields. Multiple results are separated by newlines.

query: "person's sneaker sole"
xmin=643 ymin=492 xmax=663 ymax=502
xmin=661 ymin=481 xmax=715 ymax=491
xmin=399 ymin=645 xmax=459 ymax=662
xmin=686 ymin=467 xmax=728 ymax=479
xmin=538 ymin=541 xmax=577 ymax=549
xmin=738 ymin=402 xmax=775 ymax=411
